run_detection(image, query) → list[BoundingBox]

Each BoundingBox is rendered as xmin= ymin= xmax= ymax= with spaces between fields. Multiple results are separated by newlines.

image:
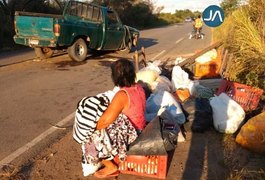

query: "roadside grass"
xmin=228 ymin=169 xmax=265 ymax=180
xmin=221 ymin=134 xmax=265 ymax=179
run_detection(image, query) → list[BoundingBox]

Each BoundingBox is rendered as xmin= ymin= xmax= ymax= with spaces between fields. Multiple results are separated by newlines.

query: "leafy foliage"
xmin=220 ymin=0 xmax=240 ymax=15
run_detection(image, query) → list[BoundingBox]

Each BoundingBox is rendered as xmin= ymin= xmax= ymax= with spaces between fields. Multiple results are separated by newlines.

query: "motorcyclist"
xmin=189 ymin=15 xmax=203 ymax=39
xmin=195 ymin=15 xmax=203 ymax=35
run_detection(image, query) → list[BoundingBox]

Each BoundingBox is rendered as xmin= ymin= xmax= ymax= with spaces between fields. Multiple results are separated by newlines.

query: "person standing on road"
xmin=73 ymin=58 xmax=146 ymax=178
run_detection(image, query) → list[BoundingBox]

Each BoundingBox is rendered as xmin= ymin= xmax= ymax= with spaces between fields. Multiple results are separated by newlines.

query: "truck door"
xmin=103 ymin=10 xmax=124 ymax=50
xmin=62 ymin=1 xmax=103 ymax=49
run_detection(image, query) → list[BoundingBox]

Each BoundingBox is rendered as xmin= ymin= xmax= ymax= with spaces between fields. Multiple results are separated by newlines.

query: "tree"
xmin=220 ymin=0 xmax=240 ymax=15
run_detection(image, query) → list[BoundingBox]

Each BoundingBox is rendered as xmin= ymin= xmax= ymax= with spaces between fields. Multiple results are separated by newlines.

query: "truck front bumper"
xmin=13 ymin=36 xmax=57 ymax=48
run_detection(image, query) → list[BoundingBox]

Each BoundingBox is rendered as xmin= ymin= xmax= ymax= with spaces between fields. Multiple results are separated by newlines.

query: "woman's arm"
xmin=96 ymin=90 xmax=128 ymax=130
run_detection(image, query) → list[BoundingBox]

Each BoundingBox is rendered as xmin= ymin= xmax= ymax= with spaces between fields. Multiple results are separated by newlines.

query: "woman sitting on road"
xmin=73 ymin=58 xmax=146 ymax=178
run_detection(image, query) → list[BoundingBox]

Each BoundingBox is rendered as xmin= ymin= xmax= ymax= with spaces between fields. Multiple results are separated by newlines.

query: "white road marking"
xmin=176 ymin=37 xmax=184 ymax=44
xmin=151 ymin=50 xmax=166 ymax=61
xmin=0 ymin=112 xmax=75 ymax=166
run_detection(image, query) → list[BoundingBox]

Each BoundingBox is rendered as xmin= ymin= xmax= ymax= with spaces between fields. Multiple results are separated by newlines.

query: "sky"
xmin=153 ymin=0 xmax=222 ymax=13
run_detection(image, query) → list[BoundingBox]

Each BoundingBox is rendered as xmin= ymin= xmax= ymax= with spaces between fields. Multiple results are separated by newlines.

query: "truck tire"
xmin=34 ymin=47 xmax=54 ymax=59
xmin=67 ymin=38 xmax=88 ymax=62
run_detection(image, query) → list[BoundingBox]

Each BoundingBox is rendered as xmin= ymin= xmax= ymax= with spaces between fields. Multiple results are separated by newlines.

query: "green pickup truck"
xmin=13 ymin=0 xmax=140 ymax=61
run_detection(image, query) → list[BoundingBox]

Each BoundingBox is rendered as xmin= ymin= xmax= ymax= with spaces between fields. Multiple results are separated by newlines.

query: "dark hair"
xmin=111 ymin=58 xmax=136 ymax=87
xmin=198 ymin=15 xmax=201 ymax=18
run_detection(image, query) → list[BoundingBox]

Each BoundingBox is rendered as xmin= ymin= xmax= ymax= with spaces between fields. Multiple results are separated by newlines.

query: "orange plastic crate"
xmin=194 ymin=61 xmax=220 ymax=78
xmin=118 ymin=155 xmax=168 ymax=179
xmin=216 ymin=80 xmax=263 ymax=111
xmin=194 ymin=49 xmax=222 ymax=79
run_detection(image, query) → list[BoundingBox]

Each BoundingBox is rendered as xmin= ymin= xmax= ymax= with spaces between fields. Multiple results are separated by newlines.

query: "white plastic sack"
xmin=140 ymin=60 xmax=162 ymax=74
xmin=188 ymin=80 xmax=200 ymax=96
xmin=171 ymin=65 xmax=191 ymax=90
xmin=136 ymin=69 xmax=159 ymax=85
xmin=145 ymin=91 xmax=186 ymax=124
xmin=210 ymin=93 xmax=245 ymax=134
xmin=175 ymin=57 xmax=186 ymax=65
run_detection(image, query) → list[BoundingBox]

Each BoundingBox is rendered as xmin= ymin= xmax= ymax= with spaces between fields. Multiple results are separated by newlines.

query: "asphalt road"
xmin=0 ymin=23 xmax=212 ymax=167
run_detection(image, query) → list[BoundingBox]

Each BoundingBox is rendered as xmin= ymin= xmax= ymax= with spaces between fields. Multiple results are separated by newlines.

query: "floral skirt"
xmin=82 ymin=114 xmax=138 ymax=165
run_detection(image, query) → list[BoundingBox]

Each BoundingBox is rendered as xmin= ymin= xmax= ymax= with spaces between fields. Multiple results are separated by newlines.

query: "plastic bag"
xmin=182 ymin=97 xmax=213 ymax=133
xmin=145 ymin=91 xmax=186 ymax=124
xmin=160 ymin=110 xmax=185 ymax=145
xmin=194 ymin=84 xmax=214 ymax=99
xmin=151 ymin=75 xmax=174 ymax=93
xmin=210 ymin=93 xmax=245 ymax=134
xmin=141 ymin=60 xmax=162 ymax=74
xmin=136 ymin=69 xmax=159 ymax=86
xmin=171 ymin=66 xmax=191 ymax=90
xmin=236 ymin=112 xmax=265 ymax=154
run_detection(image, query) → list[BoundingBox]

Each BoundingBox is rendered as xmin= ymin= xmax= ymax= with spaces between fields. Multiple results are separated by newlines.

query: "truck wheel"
xmin=117 ymin=40 xmax=132 ymax=55
xmin=34 ymin=47 xmax=54 ymax=59
xmin=68 ymin=38 xmax=88 ymax=62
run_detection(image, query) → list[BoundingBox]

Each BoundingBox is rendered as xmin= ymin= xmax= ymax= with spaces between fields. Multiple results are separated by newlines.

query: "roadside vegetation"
xmin=214 ymin=1 xmax=265 ymax=179
xmin=0 ymin=0 xmax=198 ymax=52
xmin=214 ymin=0 xmax=265 ymax=100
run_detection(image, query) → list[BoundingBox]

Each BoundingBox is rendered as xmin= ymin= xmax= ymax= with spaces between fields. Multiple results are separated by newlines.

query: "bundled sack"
xmin=194 ymin=85 xmax=214 ymax=99
xmin=151 ymin=75 xmax=174 ymax=93
xmin=171 ymin=65 xmax=191 ymax=90
xmin=136 ymin=69 xmax=159 ymax=86
xmin=160 ymin=108 xmax=186 ymax=144
xmin=161 ymin=123 xmax=182 ymax=151
xmin=236 ymin=112 xmax=265 ymax=154
xmin=182 ymin=97 xmax=213 ymax=133
xmin=143 ymin=60 xmax=162 ymax=74
xmin=210 ymin=93 xmax=245 ymax=134
xmin=145 ymin=91 xmax=186 ymax=124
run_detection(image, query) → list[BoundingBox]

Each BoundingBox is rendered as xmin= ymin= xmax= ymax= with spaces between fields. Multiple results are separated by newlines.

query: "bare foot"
xmin=94 ymin=160 xmax=119 ymax=178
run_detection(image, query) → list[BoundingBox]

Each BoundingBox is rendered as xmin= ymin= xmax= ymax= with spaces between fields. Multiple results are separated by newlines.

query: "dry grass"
xmin=213 ymin=0 xmax=265 ymax=100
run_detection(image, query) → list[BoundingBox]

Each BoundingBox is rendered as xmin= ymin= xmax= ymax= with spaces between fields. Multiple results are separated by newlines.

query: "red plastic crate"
xmin=216 ymin=80 xmax=264 ymax=111
xmin=118 ymin=155 xmax=168 ymax=179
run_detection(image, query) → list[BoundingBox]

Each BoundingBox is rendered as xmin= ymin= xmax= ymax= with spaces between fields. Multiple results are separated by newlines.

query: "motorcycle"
xmin=189 ymin=27 xmax=204 ymax=39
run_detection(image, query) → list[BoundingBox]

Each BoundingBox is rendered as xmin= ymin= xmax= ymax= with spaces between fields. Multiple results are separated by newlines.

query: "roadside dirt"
xmin=1 ymin=117 xmax=265 ymax=180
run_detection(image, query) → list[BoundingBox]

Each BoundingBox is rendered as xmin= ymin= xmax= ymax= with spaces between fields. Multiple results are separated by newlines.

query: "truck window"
xmin=77 ymin=4 xmax=83 ymax=17
xmin=107 ymin=11 xmax=119 ymax=25
xmin=66 ymin=1 xmax=102 ymax=22
xmin=68 ymin=1 xmax=78 ymax=16
xmin=81 ymin=4 xmax=87 ymax=18
xmin=92 ymin=7 xmax=100 ymax=21
xmin=87 ymin=5 xmax=93 ymax=19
